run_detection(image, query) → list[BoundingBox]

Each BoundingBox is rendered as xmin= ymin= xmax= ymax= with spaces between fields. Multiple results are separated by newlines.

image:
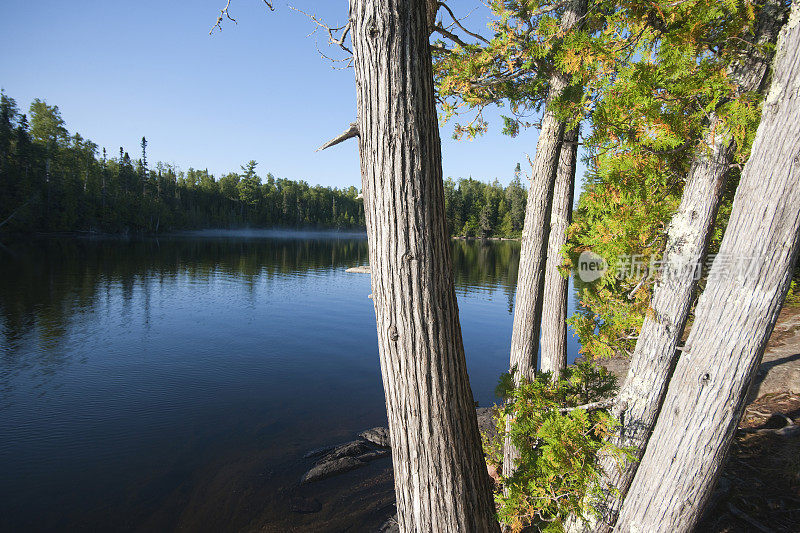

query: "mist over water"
xmin=0 ymin=235 xmax=581 ymax=531
xmin=171 ymin=228 xmax=368 ymax=240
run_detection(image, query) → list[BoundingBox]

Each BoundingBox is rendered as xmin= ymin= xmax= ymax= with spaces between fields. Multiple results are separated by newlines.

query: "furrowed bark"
xmin=350 ymin=1 xmax=499 ymax=531
xmin=615 ymin=4 xmax=800 ymax=530
xmin=566 ymin=2 xmax=787 ymax=531
xmin=574 ymin=132 xmax=733 ymax=532
xmin=540 ymin=125 xmax=579 ymax=379
xmin=503 ymin=0 xmax=588 ymax=489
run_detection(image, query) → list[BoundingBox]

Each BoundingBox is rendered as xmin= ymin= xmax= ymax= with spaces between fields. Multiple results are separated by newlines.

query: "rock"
xmin=301 ymin=456 xmax=366 ymax=483
xmin=378 ymin=514 xmax=400 ymax=533
xmin=300 ymin=439 xmax=384 ymax=484
xmin=325 ymin=440 xmax=372 ymax=460
xmin=359 ymin=427 xmax=390 ymax=447
xmin=346 ymin=265 xmax=371 ymax=274
xmin=303 ymin=444 xmax=337 ymax=459
xmin=486 ymin=462 xmax=501 ymax=487
xmin=476 ymin=406 xmax=498 ymax=442
xmin=357 ymin=449 xmax=390 ymax=462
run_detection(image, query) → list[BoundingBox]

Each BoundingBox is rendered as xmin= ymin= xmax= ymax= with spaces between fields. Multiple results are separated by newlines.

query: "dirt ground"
xmin=700 ymin=306 xmax=800 ymax=533
xmin=698 ymin=392 xmax=800 ymax=532
xmin=602 ymin=305 xmax=800 ymax=532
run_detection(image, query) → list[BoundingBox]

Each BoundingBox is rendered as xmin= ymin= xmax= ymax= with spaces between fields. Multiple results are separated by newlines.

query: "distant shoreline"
xmin=451 ymin=236 xmax=521 ymax=242
xmin=13 ymin=229 xmax=521 ymax=242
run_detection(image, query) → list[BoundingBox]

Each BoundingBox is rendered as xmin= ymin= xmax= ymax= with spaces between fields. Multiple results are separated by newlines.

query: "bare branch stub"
xmin=210 ymin=0 xmax=275 ymax=35
xmin=559 ymin=397 xmax=617 ymax=414
xmin=317 ymin=122 xmax=359 ymax=152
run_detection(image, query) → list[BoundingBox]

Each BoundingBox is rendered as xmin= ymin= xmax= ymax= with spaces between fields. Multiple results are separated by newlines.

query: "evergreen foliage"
xmin=0 ymin=91 xmax=533 ymax=238
xmin=566 ymin=0 xmax=776 ymax=360
xmin=0 ymin=91 xmax=365 ymax=234
xmin=444 ymin=173 xmax=528 ymax=238
xmin=434 ymin=0 xmax=786 ymax=360
xmin=489 ymin=362 xmax=628 ymax=532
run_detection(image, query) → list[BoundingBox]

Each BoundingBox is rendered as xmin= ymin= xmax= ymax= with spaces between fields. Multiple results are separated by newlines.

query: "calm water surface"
xmin=0 ymin=233 xmax=581 ymax=532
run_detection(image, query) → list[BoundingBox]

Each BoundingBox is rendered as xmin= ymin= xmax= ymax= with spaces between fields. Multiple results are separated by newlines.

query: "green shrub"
xmin=489 ymin=362 xmax=630 ymax=532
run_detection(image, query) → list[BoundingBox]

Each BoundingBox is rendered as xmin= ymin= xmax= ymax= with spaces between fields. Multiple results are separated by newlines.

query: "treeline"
xmin=0 ymin=91 xmax=532 ymax=238
xmin=443 ymin=165 xmax=527 ymax=239
xmin=0 ymin=92 xmax=366 ymax=234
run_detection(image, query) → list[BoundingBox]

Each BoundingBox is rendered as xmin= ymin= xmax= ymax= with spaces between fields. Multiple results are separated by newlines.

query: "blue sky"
xmin=0 ymin=0 xmax=584 ymax=190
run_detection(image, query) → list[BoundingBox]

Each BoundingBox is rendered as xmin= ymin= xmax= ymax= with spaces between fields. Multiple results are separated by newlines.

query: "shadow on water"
xmin=0 ymin=233 xmax=577 ymax=532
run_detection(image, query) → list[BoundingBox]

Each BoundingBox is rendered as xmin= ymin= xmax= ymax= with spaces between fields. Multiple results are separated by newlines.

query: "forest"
xmin=0 ymin=91 xmax=528 ymax=238
xmin=279 ymin=0 xmax=799 ymax=531
xmin=2 ymin=0 xmax=800 ymax=531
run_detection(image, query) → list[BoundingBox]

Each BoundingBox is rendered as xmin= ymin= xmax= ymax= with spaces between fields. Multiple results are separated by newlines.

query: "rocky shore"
xmin=335 ymin=272 xmax=800 ymax=531
xmin=295 ymin=408 xmax=498 ymax=532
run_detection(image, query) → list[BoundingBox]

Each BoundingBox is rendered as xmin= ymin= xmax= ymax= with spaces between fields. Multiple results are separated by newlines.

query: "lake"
xmin=0 ymin=233 xmax=581 ymax=532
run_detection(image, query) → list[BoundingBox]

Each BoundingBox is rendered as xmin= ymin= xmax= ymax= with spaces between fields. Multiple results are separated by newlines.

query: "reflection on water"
xmin=0 ymin=233 xmax=580 ymax=532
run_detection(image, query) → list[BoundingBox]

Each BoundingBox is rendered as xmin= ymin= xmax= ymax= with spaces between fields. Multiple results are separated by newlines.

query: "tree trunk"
xmin=504 ymin=0 xmax=588 ymax=484
xmin=615 ymin=5 xmax=800 ymax=530
xmin=540 ymin=125 xmax=578 ymax=379
xmin=566 ymin=3 xmax=788 ymax=531
xmin=349 ymin=1 xmax=500 ymax=531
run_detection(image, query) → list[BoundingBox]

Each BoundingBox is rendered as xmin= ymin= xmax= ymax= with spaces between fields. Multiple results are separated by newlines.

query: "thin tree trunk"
xmin=615 ymin=6 xmax=800 ymax=529
xmin=566 ymin=3 xmax=788 ymax=531
xmin=540 ymin=125 xmax=578 ymax=379
xmin=350 ymin=1 xmax=499 ymax=531
xmin=504 ymin=0 xmax=588 ymax=484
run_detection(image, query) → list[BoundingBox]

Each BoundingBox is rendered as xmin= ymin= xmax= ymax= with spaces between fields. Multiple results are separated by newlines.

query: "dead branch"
xmin=728 ymin=503 xmax=772 ymax=533
xmin=0 ymin=197 xmax=33 ymax=230
xmin=210 ymin=0 xmax=274 ymax=35
xmin=627 ymin=268 xmax=650 ymax=299
xmin=436 ymin=1 xmax=489 ymax=44
xmin=433 ymin=25 xmax=470 ymax=48
xmin=289 ymin=6 xmax=353 ymax=56
xmin=317 ymin=122 xmax=359 ymax=152
xmin=559 ymin=397 xmax=618 ymax=413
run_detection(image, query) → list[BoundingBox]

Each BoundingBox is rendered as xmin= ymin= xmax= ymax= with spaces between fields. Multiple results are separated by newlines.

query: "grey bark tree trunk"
xmin=503 ymin=0 xmax=588 ymax=484
xmin=614 ymin=4 xmax=800 ymax=530
xmin=565 ymin=3 xmax=788 ymax=531
xmin=540 ymin=125 xmax=579 ymax=379
xmin=349 ymin=1 xmax=500 ymax=531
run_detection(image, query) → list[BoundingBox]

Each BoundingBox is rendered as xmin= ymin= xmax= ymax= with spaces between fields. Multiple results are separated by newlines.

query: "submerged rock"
xmin=346 ymin=265 xmax=371 ymax=274
xmin=378 ymin=514 xmax=400 ymax=533
xmin=303 ymin=444 xmax=338 ymax=459
xmin=289 ymin=495 xmax=322 ymax=514
xmin=325 ymin=440 xmax=372 ymax=460
xmin=357 ymin=449 xmax=390 ymax=461
xmin=301 ymin=438 xmax=390 ymax=483
xmin=359 ymin=427 xmax=390 ymax=447
xmin=301 ymin=456 xmax=366 ymax=483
